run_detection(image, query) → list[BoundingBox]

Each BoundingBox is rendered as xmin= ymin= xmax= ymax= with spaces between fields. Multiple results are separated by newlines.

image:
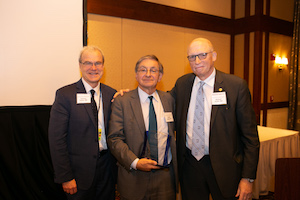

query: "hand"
xmin=136 ymin=158 xmax=161 ymax=171
xmin=62 ymin=179 xmax=77 ymax=195
xmin=235 ymin=178 xmax=253 ymax=200
xmin=111 ymin=89 xmax=130 ymax=102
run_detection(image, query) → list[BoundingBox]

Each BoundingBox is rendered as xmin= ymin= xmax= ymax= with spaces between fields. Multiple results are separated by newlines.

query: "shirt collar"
xmin=82 ymin=78 xmax=100 ymax=95
xmin=194 ymin=68 xmax=216 ymax=88
xmin=138 ymin=87 xmax=158 ymax=103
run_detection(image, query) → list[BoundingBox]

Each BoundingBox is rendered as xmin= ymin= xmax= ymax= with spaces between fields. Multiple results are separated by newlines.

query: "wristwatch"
xmin=244 ymin=178 xmax=255 ymax=183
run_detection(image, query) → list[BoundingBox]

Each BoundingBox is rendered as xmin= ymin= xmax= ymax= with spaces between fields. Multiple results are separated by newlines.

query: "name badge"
xmin=164 ymin=112 xmax=174 ymax=122
xmin=212 ymin=92 xmax=227 ymax=105
xmin=77 ymin=93 xmax=91 ymax=104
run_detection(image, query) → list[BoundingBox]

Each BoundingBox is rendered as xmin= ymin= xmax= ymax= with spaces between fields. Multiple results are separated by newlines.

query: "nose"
xmin=146 ymin=69 xmax=151 ymax=76
xmin=91 ymin=63 xmax=97 ymax=70
xmin=195 ymin=55 xmax=201 ymax=64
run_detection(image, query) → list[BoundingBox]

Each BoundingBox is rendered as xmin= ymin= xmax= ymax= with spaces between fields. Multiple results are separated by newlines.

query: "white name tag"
xmin=77 ymin=93 xmax=91 ymax=104
xmin=164 ymin=112 xmax=174 ymax=122
xmin=212 ymin=92 xmax=227 ymax=105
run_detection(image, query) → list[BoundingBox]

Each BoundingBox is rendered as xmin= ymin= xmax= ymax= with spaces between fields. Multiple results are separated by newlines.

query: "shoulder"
xmin=176 ymin=73 xmax=195 ymax=83
xmin=216 ymin=70 xmax=246 ymax=85
xmin=55 ymin=81 xmax=78 ymax=95
xmin=157 ymin=90 xmax=174 ymax=101
xmin=101 ymin=83 xmax=117 ymax=94
xmin=114 ymin=89 xmax=137 ymax=103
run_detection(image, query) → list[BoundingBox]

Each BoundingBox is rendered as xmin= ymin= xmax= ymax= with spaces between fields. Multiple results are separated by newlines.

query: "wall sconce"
xmin=274 ymin=55 xmax=288 ymax=71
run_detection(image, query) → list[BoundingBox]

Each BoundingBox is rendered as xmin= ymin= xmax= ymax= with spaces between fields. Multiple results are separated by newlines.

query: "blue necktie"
xmin=148 ymin=96 xmax=158 ymax=162
xmin=192 ymin=81 xmax=205 ymax=161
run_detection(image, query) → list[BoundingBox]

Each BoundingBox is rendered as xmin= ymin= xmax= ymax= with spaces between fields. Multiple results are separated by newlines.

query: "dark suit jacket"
xmin=170 ymin=70 xmax=260 ymax=198
xmin=108 ymin=89 xmax=178 ymax=200
xmin=48 ymin=79 xmax=117 ymax=190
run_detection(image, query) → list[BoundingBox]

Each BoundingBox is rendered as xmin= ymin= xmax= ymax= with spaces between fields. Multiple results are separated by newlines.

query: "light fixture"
xmin=274 ymin=56 xmax=288 ymax=71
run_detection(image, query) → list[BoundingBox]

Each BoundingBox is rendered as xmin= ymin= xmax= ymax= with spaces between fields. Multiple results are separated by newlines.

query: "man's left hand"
xmin=235 ymin=178 xmax=253 ymax=200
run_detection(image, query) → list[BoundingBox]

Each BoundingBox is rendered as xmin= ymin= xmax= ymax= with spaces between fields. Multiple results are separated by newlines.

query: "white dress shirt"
xmin=82 ymin=78 xmax=107 ymax=151
xmin=186 ymin=68 xmax=216 ymax=155
xmin=131 ymin=87 xmax=172 ymax=169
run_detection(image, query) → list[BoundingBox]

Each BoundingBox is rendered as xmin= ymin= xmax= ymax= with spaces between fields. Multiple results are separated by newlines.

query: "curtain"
xmin=288 ymin=0 xmax=300 ymax=130
xmin=0 ymin=106 xmax=66 ymax=200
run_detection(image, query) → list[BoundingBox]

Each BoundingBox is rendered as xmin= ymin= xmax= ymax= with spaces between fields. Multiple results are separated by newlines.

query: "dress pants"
xmin=120 ymin=164 xmax=176 ymax=200
xmin=66 ymin=151 xmax=115 ymax=200
xmin=180 ymin=148 xmax=237 ymax=200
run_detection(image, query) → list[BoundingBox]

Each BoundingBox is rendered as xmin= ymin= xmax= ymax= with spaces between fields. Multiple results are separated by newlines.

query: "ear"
xmin=157 ymin=72 xmax=163 ymax=82
xmin=212 ymin=51 xmax=217 ymax=62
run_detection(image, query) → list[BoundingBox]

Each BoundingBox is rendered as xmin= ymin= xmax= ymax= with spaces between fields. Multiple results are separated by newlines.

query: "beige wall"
xmin=268 ymin=33 xmax=291 ymax=103
xmin=88 ymin=14 xmax=230 ymax=91
xmin=87 ymin=0 xmax=294 ymax=129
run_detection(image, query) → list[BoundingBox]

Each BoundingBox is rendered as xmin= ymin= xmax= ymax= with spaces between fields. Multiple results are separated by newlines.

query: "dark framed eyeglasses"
xmin=187 ymin=51 xmax=213 ymax=62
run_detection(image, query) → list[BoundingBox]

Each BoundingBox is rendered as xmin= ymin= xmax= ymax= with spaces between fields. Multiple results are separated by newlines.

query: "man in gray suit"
xmin=48 ymin=46 xmax=117 ymax=199
xmin=108 ymin=55 xmax=178 ymax=200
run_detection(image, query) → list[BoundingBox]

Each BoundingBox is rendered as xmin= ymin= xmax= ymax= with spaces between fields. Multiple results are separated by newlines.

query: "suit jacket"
xmin=48 ymin=79 xmax=117 ymax=190
xmin=108 ymin=88 xmax=178 ymax=200
xmin=170 ymin=70 xmax=260 ymax=198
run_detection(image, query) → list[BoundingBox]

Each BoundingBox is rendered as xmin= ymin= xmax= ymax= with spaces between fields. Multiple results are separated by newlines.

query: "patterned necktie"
xmin=192 ymin=81 xmax=205 ymax=161
xmin=90 ymin=89 xmax=98 ymax=124
xmin=148 ymin=96 xmax=158 ymax=162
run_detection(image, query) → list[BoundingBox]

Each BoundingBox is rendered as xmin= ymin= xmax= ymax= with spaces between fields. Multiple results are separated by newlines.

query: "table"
xmin=252 ymin=126 xmax=299 ymax=199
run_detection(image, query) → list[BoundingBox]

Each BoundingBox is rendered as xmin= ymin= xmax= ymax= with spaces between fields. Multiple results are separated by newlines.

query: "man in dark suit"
xmin=108 ymin=55 xmax=178 ymax=200
xmin=48 ymin=46 xmax=117 ymax=200
xmin=170 ymin=38 xmax=260 ymax=200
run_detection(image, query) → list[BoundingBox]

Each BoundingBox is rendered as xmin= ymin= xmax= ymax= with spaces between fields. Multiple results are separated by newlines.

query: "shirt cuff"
xmin=130 ymin=158 xmax=139 ymax=170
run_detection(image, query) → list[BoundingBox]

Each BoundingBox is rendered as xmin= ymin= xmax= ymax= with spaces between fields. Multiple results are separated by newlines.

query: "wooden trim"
xmin=234 ymin=15 xmax=293 ymax=36
xmin=230 ymin=34 xmax=235 ymax=74
xmin=243 ymin=0 xmax=250 ymax=83
xmin=253 ymin=31 xmax=263 ymax=124
xmin=255 ymin=0 xmax=264 ymax=15
xmin=87 ymin=0 xmax=234 ymax=34
xmin=261 ymin=101 xmax=289 ymax=110
xmin=83 ymin=0 xmax=87 ymax=46
xmin=262 ymin=0 xmax=271 ymax=126
xmin=230 ymin=0 xmax=235 ymax=74
xmin=263 ymin=32 xmax=270 ymax=126
xmin=87 ymin=0 xmax=293 ymax=37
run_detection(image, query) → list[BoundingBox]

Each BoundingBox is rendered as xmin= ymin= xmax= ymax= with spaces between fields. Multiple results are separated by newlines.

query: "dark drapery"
xmin=288 ymin=0 xmax=300 ymax=130
xmin=0 ymin=106 xmax=66 ymax=200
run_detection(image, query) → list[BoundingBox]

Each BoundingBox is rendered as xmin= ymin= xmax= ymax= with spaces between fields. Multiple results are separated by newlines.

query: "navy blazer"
xmin=48 ymin=79 xmax=117 ymax=190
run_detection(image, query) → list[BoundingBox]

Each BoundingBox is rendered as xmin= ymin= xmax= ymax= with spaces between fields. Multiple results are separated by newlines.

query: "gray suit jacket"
xmin=108 ymin=88 xmax=178 ymax=199
xmin=171 ymin=70 xmax=260 ymax=198
xmin=48 ymin=79 xmax=117 ymax=190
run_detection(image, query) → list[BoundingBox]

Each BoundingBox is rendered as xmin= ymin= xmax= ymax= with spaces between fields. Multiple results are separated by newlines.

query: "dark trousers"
xmin=66 ymin=151 xmax=115 ymax=200
xmin=180 ymin=148 xmax=237 ymax=200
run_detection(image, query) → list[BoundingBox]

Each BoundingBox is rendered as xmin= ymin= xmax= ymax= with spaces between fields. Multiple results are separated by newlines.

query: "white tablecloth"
xmin=252 ymin=126 xmax=299 ymax=199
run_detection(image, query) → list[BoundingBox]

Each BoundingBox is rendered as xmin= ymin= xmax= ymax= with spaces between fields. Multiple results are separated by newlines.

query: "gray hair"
xmin=134 ymin=55 xmax=164 ymax=74
xmin=78 ymin=46 xmax=105 ymax=64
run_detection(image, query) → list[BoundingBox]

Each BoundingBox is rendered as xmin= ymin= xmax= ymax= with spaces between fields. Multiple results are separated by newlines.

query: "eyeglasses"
xmin=80 ymin=61 xmax=103 ymax=67
xmin=137 ymin=67 xmax=159 ymax=75
xmin=187 ymin=51 xmax=213 ymax=62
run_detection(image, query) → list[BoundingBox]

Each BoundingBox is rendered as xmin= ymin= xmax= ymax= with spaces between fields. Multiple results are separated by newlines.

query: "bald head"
xmin=187 ymin=38 xmax=217 ymax=80
xmin=187 ymin=38 xmax=214 ymax=55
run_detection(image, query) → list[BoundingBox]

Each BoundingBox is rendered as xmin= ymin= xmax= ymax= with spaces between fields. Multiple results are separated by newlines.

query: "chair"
xmin=274 ymin=158 xmax=300 ymax=200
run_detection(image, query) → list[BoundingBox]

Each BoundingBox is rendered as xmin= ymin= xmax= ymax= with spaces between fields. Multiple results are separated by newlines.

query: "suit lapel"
xmin=130 ymin=89 xmax=146 ymax=134
xmin=100 ymin=84 xmax=110 ymax=131
xmin=76 ymin=79 xmax=97 ymax=129
xmin=157 ymin=91 xmax=174 ymax=137
xmin=210 ymin=70 xmax=224 ymax=129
